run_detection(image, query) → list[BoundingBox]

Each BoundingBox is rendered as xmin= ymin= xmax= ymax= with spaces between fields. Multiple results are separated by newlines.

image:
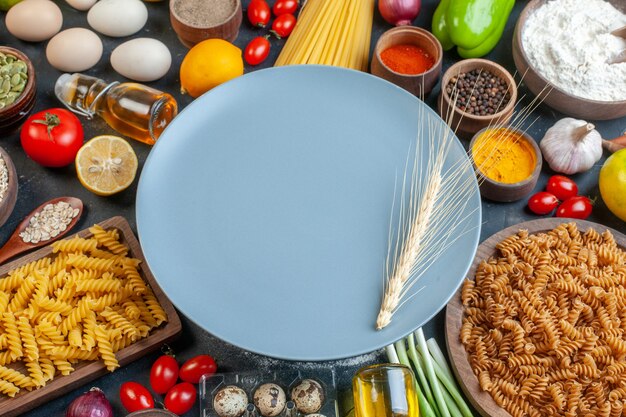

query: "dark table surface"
xmin=1 ymin=0 xmax=624 ymax=415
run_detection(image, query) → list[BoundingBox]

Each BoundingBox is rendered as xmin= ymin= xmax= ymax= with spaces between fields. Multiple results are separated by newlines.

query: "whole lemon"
xmin=599 ymin=148 xmax=626 ymax=222
xmin=180 ymin=39 xmax=244 ymax=98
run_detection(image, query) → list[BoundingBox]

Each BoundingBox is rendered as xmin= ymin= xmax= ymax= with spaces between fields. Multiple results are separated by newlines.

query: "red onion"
xmin=66 ymin=387 xmax=113 ymax=417
xmin=378 ymin=0 xmax=421 ymax=26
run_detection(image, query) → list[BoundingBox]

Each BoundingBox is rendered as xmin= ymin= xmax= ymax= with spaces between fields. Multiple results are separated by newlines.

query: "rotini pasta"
xmin=0 ymin=224 xmax=168 ymax=398
xmin=462 ymin=223 xmax=626 ymax=417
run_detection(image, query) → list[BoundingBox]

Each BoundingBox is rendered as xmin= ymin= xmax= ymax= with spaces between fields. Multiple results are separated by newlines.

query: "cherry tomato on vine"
xmin=165 ymin=382 xmax=197 ymax=415
xmin=271 ymin=14 xmax=297 ymax=38
xmin=244 ymin=36 xmax=271 ymax=66
xmin=527 ymin=191 xmax=559 ymax=215
xmin=247 ymin=0 xmax=271 ymax=27
xmin=556 ymin=196 xmax=593 ymax=220
xmin=272 ymin=0 xmax=298 ymax=16
xmin=179 ymin=354 xmax=217 ymax=384
xmin=546 ymin=175 xmax=578 ymax=201
xmin=120 ymin=382 xmax=154 ymax=413
xmin=20 ymin=108 xmax=84 ymax=168
xmin=150 ymin=355 xmax=179 ymax=394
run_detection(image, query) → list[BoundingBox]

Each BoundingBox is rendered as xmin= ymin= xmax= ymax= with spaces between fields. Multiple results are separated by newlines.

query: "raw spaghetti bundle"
xmin=274 ymin=0 xmax=375 ymax=71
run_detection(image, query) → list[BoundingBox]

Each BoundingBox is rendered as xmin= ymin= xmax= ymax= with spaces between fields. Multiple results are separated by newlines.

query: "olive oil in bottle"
xmin=54 ymin=73 xmax=178 ymax=145
xmin=353 ymin=364 xmax=419 ymax=417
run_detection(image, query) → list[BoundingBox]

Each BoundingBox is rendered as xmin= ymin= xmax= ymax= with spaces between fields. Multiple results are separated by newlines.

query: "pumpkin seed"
xmin=18 ymin=72 xmax=27 ymax=80
xmin=11 ymin=81 xmax=25 ymax=93
xmin=0 ymin=102 xmax=5 ymax=110
xmin=1 ymin=79 xmax=10 ymax=94
xmin=4 ymin=92 xmax=19 ymax=105
xmin=10 ymin=73 xmax=21 ymax=87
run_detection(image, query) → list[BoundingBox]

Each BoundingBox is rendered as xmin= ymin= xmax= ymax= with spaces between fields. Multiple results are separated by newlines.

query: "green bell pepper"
xmin=432 ymin=0 xmax=515 ymax=58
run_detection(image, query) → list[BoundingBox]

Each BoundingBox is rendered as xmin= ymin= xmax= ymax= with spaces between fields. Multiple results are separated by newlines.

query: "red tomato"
xmin=272 ymin=0 xmax=298 ymax=16
xmin=527 ymin=191 xmax=559 ymax=215
xmin=247 ymin=0 xmax=271 ymax=27
xmin=179 ymin=354 xmax=217 ymax=384
xmin=150 ymin=355 xmax=179 ymax=395
xmin=20 ymin=108 xmax=84 ymax=168
xmin=244 ymin=36 xmax=271 ymax=66
xmin=165 ymin=382 xmax=197 ymax=415
xmin=120 ymin=382 xmax=154 ymax=413
xmin=556 ymin=196 xmax=593 ymax=220
xmin=546 ymin=175 xmax=578 ymax=201
xmin=271 ymin=14 xmax=296 ymax=38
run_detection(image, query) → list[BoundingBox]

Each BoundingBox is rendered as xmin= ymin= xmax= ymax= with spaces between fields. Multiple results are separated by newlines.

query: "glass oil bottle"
xmin=353 ymin=364 xmax=420 ymax=417
xmin=54 ymin=73 xmax=178 ymax=145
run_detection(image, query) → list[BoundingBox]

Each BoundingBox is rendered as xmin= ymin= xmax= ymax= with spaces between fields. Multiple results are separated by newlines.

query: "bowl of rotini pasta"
xmin=446 ymin=218 xmax=626 ymax=417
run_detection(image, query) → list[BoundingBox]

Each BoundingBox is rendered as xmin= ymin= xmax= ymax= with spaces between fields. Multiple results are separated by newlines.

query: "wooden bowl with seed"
xmin=437 ymin=58 xmax=517 ymax=139
xmin=170 ymin=0 xmax=243 ymax=48
xmin=0 ymin=146 xmax=18 ymax=228
xmin=0 ymin=46 xmax=36 ymax=133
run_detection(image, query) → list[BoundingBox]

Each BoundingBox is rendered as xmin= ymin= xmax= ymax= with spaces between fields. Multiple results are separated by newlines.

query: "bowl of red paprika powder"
xmin=370 ymin=26 xmax=443 ymax=98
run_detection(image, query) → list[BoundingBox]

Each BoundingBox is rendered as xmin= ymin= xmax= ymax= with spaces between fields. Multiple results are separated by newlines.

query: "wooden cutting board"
xmin=0 ymin=216 xmax=182 ymax=417
xmin=445 ymin=218 xmax=626 ymax=417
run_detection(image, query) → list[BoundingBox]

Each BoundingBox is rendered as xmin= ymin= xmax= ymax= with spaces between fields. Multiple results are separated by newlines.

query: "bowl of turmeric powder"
xmin=370 ymin=26 xmax=443 ymax=98
xmin=469 ymin=127 xmax=542 ymax=202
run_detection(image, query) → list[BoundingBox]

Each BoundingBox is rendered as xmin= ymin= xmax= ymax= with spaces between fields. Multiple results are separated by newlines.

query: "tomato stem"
xmin=160 ymin=343 xmax=176 ymax=357
xmin=32 ymin=112 xmax=61 ymax=141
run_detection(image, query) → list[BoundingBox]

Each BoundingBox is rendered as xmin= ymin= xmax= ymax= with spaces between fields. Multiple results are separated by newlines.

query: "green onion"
xmin=406 ymin=334 xmax=440 ymax=417
xmin=415 ymin=328 xmax=450 ymax=417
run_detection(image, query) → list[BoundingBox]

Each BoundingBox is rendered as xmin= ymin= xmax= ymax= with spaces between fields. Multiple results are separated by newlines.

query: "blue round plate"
xmin=137 ymin=65 xmax=481 ymax=361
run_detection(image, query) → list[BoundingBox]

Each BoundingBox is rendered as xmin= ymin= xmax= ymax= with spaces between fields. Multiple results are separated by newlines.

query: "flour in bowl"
xmin=521 ymin=0 xmax=626 ymax=102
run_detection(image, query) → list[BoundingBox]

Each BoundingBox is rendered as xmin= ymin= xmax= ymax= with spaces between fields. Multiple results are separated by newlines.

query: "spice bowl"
xmin=0 ymin=146 xmax=18 ymax=228
xmin=370 ymin=26 xmax=443 ymax=98
xmin=438 ymin=58 xmax=517 ymax=138
xmin=513 ymin=0 xmax=626 ymax=120
xmin=469 ymin=127 xmax=541 ymax=203
xmin=0 ymin=46 xmax=36 ymax=133
xmin=170 ymin=0 xmax=243 ymax=47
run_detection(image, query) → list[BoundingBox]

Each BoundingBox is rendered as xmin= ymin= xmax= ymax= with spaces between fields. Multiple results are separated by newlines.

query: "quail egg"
xmin=254 ymin=383 xmax=286 ymax=417
xmin=290 ymin=379 xmax=324 ymax=414
xmin=214 ymin=385 xmax=249 ymax=417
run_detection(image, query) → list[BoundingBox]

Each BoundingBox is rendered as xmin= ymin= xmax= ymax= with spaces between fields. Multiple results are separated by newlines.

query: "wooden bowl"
xmin=370 ymin=26 xmax=443 ymax=98
xmin=0 ymin=46 xmax=36 ymax=133
xmin=170 ymin=0 xmax=242 ymax=47
xmin=0 ymin=146 xmax=18 ymax=228
xmin=469 ymin=127 xmax=541 ymax=202
xmin=446 ymin=218 xmax=626 ymax=417
xmin=438 ymin=59 xmax=517 ymax=138
xmin=513 ymin=0 xmax=626 ymax=120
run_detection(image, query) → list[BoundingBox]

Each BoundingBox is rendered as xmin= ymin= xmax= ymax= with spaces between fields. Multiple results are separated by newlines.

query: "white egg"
xmin=111 ymin=38 xmax=171 ymax=82
xmin=6 ymin=0 xmax=63 ymax=42
xmin=46 ymin=28 xmax=103 ymax=72
xmin=87 ymin=0 xmax=148 ymax=37
xmin=65 ymin=0 xmax=97 ymax=11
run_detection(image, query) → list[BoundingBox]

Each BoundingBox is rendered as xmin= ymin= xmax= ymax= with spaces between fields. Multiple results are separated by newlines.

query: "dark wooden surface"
xmin=0 ymin=216 xmax=182 ymax=416
xmin=0 ymin=0 xmax=623 ymax=416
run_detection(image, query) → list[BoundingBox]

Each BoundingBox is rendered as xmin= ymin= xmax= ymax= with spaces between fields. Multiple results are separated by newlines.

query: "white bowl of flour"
xmin=513 ymin=0 xmax=626 ymax=120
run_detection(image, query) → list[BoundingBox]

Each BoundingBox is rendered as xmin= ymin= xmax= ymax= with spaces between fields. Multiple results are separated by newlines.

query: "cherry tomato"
xmin=271 ymin=14 xmax=296 ymax=38
xmin=244 ymin=36 xmax=271 ymax=66
xmin=165 ymin=382 xmax=197 ymax=415
xmin=546 ymin=175 xmax=578 ymax=201
xmin=150 ymin=355 xmax=179 ymax=395
xmin=556 ymin=196 xmax=593 ymax=220
xmin=179 ymin=354 xmax=217 ymax=384
xmin=20 ymin=108 xmax=84 ymax=168
xmin=527 ymin=191 xmax=559 ymax=215
xmin=272 ymin=0 xmax=298 ymax=16
xmin=120 ymin=382 xmax=154 ymax=413
xmin=247 ymin=0 xmax=271 ymax=27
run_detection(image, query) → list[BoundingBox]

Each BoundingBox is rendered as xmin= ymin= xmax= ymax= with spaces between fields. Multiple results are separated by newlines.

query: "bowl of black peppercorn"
xmin=438 ymin=58 xmax=517 ymax=138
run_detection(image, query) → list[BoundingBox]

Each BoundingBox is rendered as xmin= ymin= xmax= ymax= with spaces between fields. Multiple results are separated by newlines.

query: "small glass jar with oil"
xmin=353 ymin=364 xmax=419 ymax=417
xmin=54 ymin=73 xmax=177 ymax=145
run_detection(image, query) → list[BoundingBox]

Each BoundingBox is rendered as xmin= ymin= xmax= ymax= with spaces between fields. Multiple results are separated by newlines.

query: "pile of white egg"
xmin=5 ymin=0 xmax=172 ymax=82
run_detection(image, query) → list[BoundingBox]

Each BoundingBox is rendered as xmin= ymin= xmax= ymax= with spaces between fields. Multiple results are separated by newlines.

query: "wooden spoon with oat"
xmin=0 ymin=196 xmax=83 ymax=265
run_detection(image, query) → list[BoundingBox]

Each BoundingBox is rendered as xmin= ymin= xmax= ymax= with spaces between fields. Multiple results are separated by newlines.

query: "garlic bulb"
xmin=539 ymin=118 xmax=603 ymax=175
